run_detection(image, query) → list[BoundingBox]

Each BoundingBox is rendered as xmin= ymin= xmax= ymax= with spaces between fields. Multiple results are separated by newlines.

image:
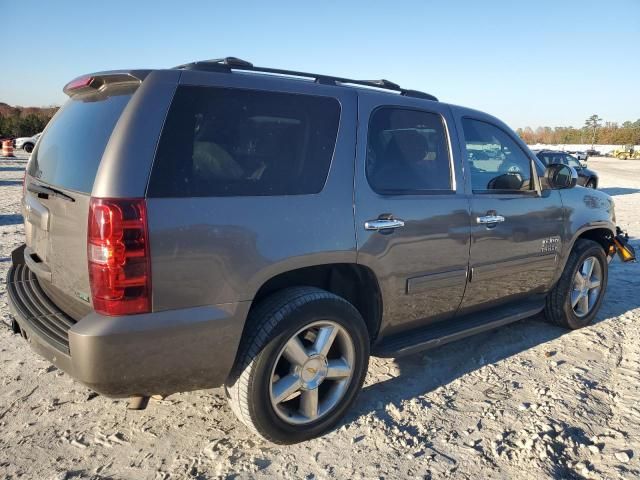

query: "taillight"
xmin=88 ymin=198 xmax=151 ymax=316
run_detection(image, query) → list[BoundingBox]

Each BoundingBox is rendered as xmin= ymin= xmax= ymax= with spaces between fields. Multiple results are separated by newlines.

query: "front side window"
xmin=148 ymin=86 xmax=341 ymax=197
xmin=462 ymin=118 xmax=533 ymax=192
xmin=366 ymin=108 xmax=452 ymax=194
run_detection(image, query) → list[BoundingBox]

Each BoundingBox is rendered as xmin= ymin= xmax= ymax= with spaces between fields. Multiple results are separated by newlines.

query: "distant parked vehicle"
xmin=536 ymin=150 xmax=599 ymax=188
xmin=573 ymin=151 xmax=588 ymax=161
xmin=566 ymin=150 xmax=588 ymax=166
xmin=610 ymin=145 xmax=640 ymax=160
xmin=14 ymin=133 xmax=42 ymax=153
xmin=585 ymin=149 xmax=600 ymax=157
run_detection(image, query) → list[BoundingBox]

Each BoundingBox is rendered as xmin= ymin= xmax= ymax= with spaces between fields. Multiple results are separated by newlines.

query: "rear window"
xmin=147 ymin=86 xmax=341 ymax=197
xmin=28 ymin=88 xmax=134 ymax=193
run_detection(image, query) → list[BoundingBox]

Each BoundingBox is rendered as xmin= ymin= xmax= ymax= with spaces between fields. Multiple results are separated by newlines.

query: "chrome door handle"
xmin=476 ymin=215 xmax=505 ymax=225
xmin=364 ymin=218 xmax=405 ymax=231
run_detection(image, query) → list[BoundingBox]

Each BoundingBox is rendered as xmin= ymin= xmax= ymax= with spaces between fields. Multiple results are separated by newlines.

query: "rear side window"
xmin=148 ymin=86 xmax=341 ymax=197
xmin=28 ymin=90 xmax=133 ymax=193
xmin=367 ymin=107 xmax=452 ymax=194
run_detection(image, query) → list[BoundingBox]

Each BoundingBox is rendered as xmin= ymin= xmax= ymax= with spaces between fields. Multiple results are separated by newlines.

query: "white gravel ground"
xmin=0 ymin=154 xmax=639 ymax=479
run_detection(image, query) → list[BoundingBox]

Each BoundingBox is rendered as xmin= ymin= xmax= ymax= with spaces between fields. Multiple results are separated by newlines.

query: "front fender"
xmin=552 ymin=188 xmax=615 ymax=283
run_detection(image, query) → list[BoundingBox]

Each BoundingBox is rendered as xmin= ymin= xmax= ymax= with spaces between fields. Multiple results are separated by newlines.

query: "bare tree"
xmin=584 ymin=114 xmax=603 ymax=149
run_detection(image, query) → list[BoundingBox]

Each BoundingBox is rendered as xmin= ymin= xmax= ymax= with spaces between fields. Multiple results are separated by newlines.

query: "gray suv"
xmin=7 ymin=58 xmax=635 ymax=444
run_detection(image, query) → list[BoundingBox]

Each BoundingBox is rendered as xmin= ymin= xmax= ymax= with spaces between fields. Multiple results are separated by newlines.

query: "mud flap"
xmin=11 ymin=244 xmax=26 ymax=265
xmin=11 ymin=319 xmax=21 ymax=335
xmin=9 ymin=245 xmax=26 ymax=335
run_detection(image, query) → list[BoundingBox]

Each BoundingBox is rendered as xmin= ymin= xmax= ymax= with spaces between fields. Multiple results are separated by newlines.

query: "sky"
xmin=3 ymin=0 xmax=639 ymax=129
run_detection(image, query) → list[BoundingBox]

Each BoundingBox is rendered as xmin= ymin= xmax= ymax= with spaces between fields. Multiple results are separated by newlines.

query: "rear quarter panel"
xmin=147 ymin=73 xmax=358 ymax=310
xmin=93 ymin=70 xmax=181 ymax=198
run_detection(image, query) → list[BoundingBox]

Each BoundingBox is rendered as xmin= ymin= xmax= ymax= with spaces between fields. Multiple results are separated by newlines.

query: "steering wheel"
xmin=497 ymin=160 xmax=522 ymax=174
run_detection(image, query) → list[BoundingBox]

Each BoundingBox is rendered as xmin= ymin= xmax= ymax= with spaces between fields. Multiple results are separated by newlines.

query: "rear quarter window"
xmin=147 ymin=86 xmax=341 ymax=197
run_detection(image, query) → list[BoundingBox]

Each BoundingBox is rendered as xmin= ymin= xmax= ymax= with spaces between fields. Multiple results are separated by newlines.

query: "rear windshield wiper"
xmin=27 ymin=183 xmax=76 ymax=202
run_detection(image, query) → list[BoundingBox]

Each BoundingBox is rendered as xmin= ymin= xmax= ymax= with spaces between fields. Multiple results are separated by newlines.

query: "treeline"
xmin=0 ymin=103 xmax=59 ymax=138
xmin=516 ymin=115 xmax=640 ymax=145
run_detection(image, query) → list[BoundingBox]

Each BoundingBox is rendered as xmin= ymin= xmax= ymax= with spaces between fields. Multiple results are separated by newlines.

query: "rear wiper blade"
xmin=27 ymin=183 xmax=76 ymax=202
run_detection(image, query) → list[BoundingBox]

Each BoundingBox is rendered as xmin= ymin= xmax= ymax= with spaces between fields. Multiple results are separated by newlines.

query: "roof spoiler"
xmin=63 ymin=70 xmax=150 ymax=96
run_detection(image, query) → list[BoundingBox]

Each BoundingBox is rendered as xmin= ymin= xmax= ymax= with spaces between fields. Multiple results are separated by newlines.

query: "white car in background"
xmin=567 ymin=150 xmax=588 ymax=161
xmin=14 ymin=133 xmax=42 ymax=153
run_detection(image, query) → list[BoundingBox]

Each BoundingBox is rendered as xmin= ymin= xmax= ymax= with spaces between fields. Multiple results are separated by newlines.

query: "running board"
xmin=373 ymin=301 xmax=544 ymax=358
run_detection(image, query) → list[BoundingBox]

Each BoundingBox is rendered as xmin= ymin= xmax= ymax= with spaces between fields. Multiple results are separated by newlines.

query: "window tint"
xmin=28 ymin=89 xmax=134 ymax=193
xmin=366 ymin=108 xmax=451 ymax=194
xmin=462 ymin=119 xmax=533 ymax=192
xmin=148 ymin=86 xmax=340 ymax=197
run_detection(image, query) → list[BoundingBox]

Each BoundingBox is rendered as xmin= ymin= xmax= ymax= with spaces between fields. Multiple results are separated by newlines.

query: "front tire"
xmin=585 ymin=179 xmax=596 ymax=189
xmin=545 ymin=239 xmax=608 ymax=329
xmin=23 ymin=143 xmax=34 ymax=153
xmin=225 ymin=287 xmax=370 ymax=444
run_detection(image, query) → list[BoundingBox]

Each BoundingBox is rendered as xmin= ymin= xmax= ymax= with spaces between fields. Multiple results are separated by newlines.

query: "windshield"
xmin=28 ymin=90 xmax=133 ymax=193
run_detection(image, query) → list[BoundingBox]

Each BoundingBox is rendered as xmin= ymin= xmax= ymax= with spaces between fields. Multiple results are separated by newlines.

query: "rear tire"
xmin=545 ymin=239 xmax=607 ymax=329
xmin=225 ymin=287 xmax=370 ymax=444
xmin=23 ymin=143 xmax=34 ymax=153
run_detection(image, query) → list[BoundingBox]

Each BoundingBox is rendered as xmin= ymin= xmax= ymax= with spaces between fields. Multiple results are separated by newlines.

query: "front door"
xmin=355 ymin=98 xmax=471 ymax=335
xmin=455 ymin=116 xmax=564 ymax=313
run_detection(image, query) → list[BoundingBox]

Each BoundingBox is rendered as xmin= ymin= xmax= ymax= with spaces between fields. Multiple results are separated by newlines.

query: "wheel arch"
xmin=574 ymin=226 xmax=613 ymax=252
xmin=552 ymin=224 xmax=615 ymax=288
xmin=245 ymin=263 xmax=382 ymax=344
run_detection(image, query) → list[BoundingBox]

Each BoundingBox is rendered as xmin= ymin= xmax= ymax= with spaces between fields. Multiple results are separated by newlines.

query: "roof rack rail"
xmin=173 ymin=57 xmax=438 ymax=101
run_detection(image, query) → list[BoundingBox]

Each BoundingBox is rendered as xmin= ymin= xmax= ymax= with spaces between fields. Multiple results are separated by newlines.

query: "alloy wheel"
xmin=269 ymin=320 xmax=355 ymax=425
xmin=570 ymin=256 xmax=602 ymax=317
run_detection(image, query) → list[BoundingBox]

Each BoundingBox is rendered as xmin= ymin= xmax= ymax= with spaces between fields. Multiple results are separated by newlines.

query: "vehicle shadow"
xmin=599 ymin=187 xmax=640 ymax=196
xmin=355 ymin=313 xmax=559 ymax=415
xmin=0 ymin=214 xmax=23 ymax=226
xmin=349 ymin=254 xmax=640 ymax=424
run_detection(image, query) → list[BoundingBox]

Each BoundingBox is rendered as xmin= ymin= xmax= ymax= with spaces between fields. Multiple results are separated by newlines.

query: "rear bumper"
xmin=7 ymin=246 xmax=249 ymax=397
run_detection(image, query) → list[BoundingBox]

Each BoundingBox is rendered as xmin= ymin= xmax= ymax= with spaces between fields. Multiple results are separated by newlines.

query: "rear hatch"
xmin=23 ymin=76 xmax=140 ymax=320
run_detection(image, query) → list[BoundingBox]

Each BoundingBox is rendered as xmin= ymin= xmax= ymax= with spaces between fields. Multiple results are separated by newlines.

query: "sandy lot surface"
xmin=1 ymin=154 xmax=639 ymax=479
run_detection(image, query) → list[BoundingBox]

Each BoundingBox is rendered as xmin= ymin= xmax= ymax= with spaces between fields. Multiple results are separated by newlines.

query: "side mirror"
xmin=545 ymin=163 xmax=578 ymax=189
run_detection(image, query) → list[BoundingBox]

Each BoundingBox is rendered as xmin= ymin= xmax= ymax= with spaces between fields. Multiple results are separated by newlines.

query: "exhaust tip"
xmin=127 ymin=395 xmax=150 ymax=410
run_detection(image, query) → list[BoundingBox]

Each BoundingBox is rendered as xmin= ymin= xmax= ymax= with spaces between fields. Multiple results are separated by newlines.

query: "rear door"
xmin=454 ymin=115 xmax=564 ymax=313
xmin=23 ymin=82 xmax=138 ymax=318
xmin=355 ymin=96 xmax=471 ymax=335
